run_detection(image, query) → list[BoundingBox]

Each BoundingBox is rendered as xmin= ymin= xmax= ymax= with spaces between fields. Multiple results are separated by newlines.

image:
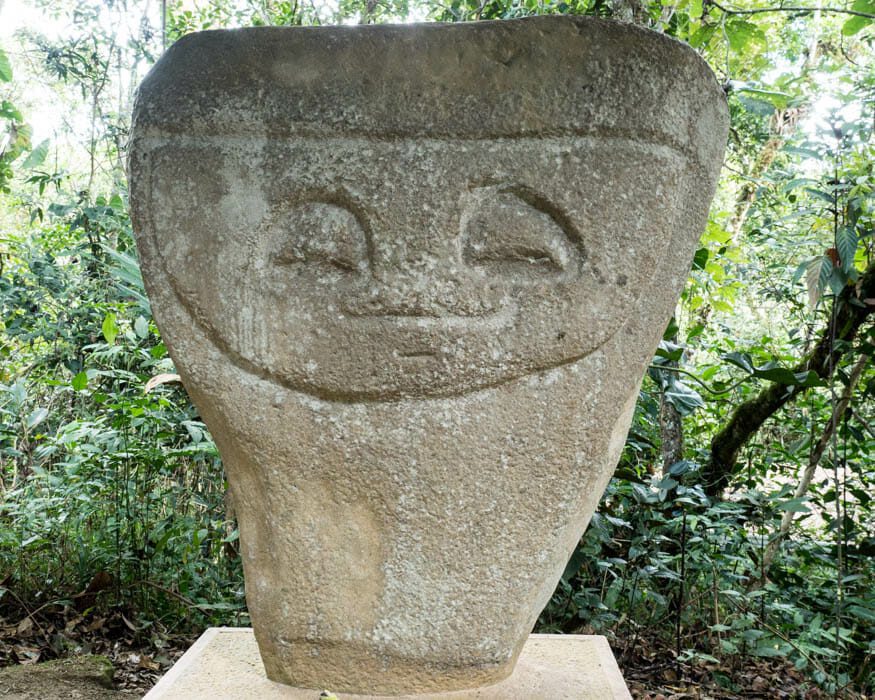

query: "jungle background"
xmin=0 ymin=0 xmax=872 ymax=696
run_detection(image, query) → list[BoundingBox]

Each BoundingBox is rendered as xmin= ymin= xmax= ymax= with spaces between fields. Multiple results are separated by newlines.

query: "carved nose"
xmin=342 ymin=275 xmax=500 ymax=318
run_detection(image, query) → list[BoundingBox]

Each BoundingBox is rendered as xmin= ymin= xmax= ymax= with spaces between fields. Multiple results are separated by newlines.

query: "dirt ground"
xmin=0 ymin=655 xmax=124 ymax=699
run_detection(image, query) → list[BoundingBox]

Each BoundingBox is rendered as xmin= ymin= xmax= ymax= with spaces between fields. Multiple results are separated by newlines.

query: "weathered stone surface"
xmin=129 ymin=17 xmax=727 ymax=695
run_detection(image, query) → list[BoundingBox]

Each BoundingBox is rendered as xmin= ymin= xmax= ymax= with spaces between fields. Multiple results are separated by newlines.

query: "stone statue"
xmin=129 ymin=16 xmax=727 ymax=695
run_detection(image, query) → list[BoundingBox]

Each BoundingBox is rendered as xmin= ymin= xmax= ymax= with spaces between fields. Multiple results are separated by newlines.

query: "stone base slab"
xmin=144 ymin=628 xmax=632 ymax=699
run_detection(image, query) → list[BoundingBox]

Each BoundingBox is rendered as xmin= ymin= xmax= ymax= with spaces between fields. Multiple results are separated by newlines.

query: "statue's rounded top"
xmin=132 ymin=16 xmax=726 ymax=169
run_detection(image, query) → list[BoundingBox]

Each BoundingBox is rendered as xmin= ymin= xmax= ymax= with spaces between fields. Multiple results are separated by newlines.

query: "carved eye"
xmin=462 ymin=189 xmax=579 ymax=276
xmin=273 ymin=202 xmax=368 ymax=273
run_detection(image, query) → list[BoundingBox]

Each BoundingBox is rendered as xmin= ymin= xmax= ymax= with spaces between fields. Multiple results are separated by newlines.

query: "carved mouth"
xmin=371 ymin=305 xmax=516 ymax=331
xmin=396 ymin=350 xmax=439 ymax=360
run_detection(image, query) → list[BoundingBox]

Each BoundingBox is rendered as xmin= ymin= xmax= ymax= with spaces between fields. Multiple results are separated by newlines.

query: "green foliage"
xmin=539 ymin=5 xmax=874 ymax=692
xmin=0 ymin=49 xmax=31 ymax=194
xmin=0 ymin=204 xmax=245 ymax=628
xmin=0 ymin=48 xmax=12 ymax=83
xmin=541 ymin=450 xmax=875 ymax=692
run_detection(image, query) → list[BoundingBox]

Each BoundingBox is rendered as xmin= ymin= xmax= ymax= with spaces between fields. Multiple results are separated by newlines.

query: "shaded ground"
xmin=620 ymin=638 xmax=851 ymax=700
xmin=0 ymin=607 xmax=190 ymax=698
xmin=624 ymin=660 xmax=836 ymax=700
xmin=0 ymin=655 xmax=119 ymax=699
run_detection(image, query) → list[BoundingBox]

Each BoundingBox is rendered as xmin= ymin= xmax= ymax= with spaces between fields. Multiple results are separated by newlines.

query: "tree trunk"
xmin=659 ymin=396 xmax=685 ymax=474
xmin=658 ymin=328 xmax=686 ymax=473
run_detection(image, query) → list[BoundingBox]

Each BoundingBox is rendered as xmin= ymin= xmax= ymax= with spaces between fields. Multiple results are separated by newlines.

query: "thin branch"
xmin=753 ymin=353 xmax=869 ymax=588
xmin=720 ymin=591 xmax=832 ymax=681
xmin=136 ymin=579 xmax=222 ymax=615
xmin=1 ymin=587 xmax=49 ymax=640
xmin=709 ymin=0 xmax=875 ymax=19
xmin=649 ymin=364 xmax=752 ymax=396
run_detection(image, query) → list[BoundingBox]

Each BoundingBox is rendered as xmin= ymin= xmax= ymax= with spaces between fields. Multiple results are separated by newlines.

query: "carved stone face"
xmin=130 ymin=17 xmax=729 ymax=695
xmin=146 ymin=136 xmax=683 ymax=400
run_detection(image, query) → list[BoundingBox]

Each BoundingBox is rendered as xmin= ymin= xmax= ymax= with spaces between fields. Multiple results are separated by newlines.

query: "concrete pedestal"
xmin=144 ymin=628 xmax=632 ymax=699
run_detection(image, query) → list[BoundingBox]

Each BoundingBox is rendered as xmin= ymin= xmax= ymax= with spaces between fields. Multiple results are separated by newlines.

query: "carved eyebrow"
xmin=271 ymin=197 xmax=373 ymax=273
xmin=494 ymin=184 xmax=585 ymax=260
xmin=461 ymin=183 xmax=587 ymax=278
xmin=283 ymin=189 xmax=376 ymax=269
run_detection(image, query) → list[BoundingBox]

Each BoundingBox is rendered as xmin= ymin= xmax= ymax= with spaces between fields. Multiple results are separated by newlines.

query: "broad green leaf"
xmin=805 ymin=187 xmax=835 ymax=205
xmin=782 ymin=177 xmax=819 ymax=192
xmin=842 ymin=15 xmax=870 ymax=35
xmin=184 ymin=421 xmax=204 ymax=443
xmin=47 ymin=202 xmax=74 ymax=217
xmin=0 ymin=47 xmax=11 ymax=83
xmin=604 ymin=514 xmax=632 ymax=528
xmin=0 ymin=100 xmax=22 ymax=120
xmin=783 ymin=145 xmax=823 ymax=159
xmin=134 ymin=316 xmax=149 ymax=339
xmin=102 ymin=312 xmax=119 ymax=345
xmin=791 ymin=259 xmax=809 ymax=285
xmin=777 ymin=497 xmax=811 ymax=513
xmin=754 ymin=366 xmax=825 ymax=387
xmin=752 ymin=366 xmax=797 ymax=385
xmin=702 ymin=221 xmax=732 ymax=245
xmin=793 ymin=371 xmax=827 ymax=388
xmin=664 ymin=380 xmax=705 ymax=415
xmin=753 ymin=643 xmax=789 ymax=658
xmin=842 ymin=17 xmax=872 ymax=36
xmin=828 ymin=267 xmax=849 ymax=296
xmin=725 ymin=18 xmax=764 ymax=52
xmin=72 ymin=372 xmax=88 ymax=391
xmin=805 ymin=256 xmax=831 ymax=308
xmin=26 ymin=407 xmax=48 ymax=429
xmin=689 ymin=23 xmax=717 ymax=48
xmin=736 ymin=86 xmax=790 ymax=110
xmin=720 ymin=639 xmax=739 ymax=654
xmin=721 ymin=353 xmax=825 ymax=387
xmin=848 ymin=605 xmax=875 ymax=622
xmin=737 ymin=94 xmax=775 ymax=117
xmin=655 ymin=341 xmax=684 ymax=362
xmin=561 ymin=547 xmax=588 ymax=581
xmin=654 ymin=475 xmax=678 ymax=491
xmin=668 ymin=460 xmax=696 ymax=476
xmin=704 ymin=260 xmax=726 ymax=282
xmin=21 ymin=139 xmax=49 ymax=169
xmin=723 ymin=352 xmax=754 ymax=374
xmin=836 ymin=225 xmax=858 ymax=271
xmin=852 ymin=0 xmax=874 ymax=15
xmin=842 ymin=0 xmax=875 ymax=34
